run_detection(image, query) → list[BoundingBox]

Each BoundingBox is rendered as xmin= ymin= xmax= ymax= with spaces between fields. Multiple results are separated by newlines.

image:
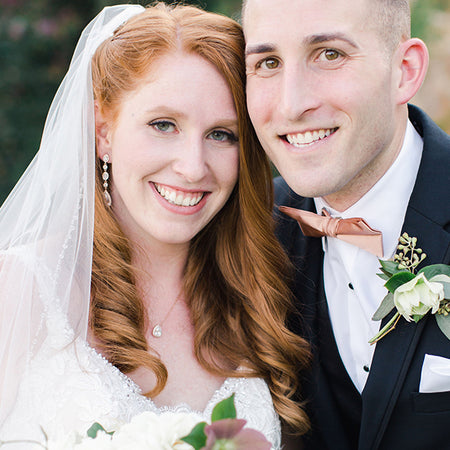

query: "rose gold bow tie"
xmin=279 ymin=206 xmax=384 ymax=257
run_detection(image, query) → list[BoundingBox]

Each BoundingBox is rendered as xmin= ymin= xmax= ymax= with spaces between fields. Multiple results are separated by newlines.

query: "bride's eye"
xmin=207 ymin=129 xmax=238 ymax=143
xmin=149 ymin=120 xmax=177 ymax=133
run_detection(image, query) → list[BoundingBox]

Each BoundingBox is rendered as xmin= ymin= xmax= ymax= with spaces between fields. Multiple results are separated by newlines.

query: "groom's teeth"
xmin=286 ymin=128 xmax=335 ymax=146
xmin=155 ymin=183 xmax=204 ymax=207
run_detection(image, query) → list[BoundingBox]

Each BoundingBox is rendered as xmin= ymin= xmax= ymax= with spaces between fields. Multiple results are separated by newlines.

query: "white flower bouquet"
xmin=6 ymin=394 xmax=271 ymax=450
xmin=48 ymin=410 xmax=199 ymax=449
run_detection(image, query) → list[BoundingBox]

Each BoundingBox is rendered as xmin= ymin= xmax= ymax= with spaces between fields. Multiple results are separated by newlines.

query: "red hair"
xmin=91 ymin=2 xmax=310 ymax=433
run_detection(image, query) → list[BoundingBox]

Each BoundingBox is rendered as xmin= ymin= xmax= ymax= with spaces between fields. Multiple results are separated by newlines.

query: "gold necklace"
xmin=150 ymin=289 xmax=182 ymax=338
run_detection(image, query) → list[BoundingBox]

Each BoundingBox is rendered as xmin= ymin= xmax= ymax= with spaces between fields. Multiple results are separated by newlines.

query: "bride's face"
xmin=97 ymin=51 xmax=239 ymax=251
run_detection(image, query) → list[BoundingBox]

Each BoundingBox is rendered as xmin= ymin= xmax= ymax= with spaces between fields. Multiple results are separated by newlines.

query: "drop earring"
xmin=102 ymin=154 xmax=112 ymax=207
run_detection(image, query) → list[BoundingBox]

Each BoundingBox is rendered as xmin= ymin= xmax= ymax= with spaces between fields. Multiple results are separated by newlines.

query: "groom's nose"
xmin=279 ymin=64 xmax=322 ymax=121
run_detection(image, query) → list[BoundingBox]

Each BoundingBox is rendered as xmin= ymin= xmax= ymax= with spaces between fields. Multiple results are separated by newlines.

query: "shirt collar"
xmin=315 ymin=120 xmax=423 ymax=258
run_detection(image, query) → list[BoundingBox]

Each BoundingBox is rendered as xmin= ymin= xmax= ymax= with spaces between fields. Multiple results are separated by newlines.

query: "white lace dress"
xmin=0 ymin=262 xmax=281 ymax=449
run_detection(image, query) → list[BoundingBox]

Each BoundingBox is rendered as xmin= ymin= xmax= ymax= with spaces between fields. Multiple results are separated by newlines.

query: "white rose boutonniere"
xmin=394 ymin=272 xmax=443 ymax=320
xmin=369 ymin=233 xmax=450 ymax=344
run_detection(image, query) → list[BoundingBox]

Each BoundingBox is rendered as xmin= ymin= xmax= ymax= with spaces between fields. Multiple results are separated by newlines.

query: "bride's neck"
xmin=131 ymin=240 xmax=187 ymax=291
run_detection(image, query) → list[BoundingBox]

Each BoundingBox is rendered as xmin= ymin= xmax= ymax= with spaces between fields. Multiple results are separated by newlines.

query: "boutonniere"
xmin=369 ymin=233 xmax=450 ymax=344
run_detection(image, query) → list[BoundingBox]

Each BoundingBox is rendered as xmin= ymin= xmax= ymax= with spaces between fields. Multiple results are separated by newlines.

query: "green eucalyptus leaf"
xmin=418 ymin=264 xmax=450 ymax=279
xmin=436 ymin=314 xmax=450 ymax=341
xmin=211 ymin=394 xmax=236 ymax=422
xmin=86 ymin=422 xmax=113 ymax=438
xmin=377 ymin=272 xmax=390 ymax=281
xmin=442 ymin=282 xmax=450 ymax=299
xmin=372 ymin=293 xmax=395 ymax=321
xmin=384 ymin=271 xmax=416 ymax=293
xmin=379 ymin=260 xmax=403 ymax=276
xmin=180 ymin=422 xmax=207 ymax=450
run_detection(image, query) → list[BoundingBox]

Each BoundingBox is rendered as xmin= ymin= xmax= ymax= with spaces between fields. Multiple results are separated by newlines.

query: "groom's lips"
xmin=281 ymin=127 xmax=338 ymax=147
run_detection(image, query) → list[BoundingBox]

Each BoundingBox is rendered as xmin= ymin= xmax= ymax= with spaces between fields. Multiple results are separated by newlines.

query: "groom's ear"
xmin=95 ymin=101 xmax=113 ymax=158
xmin=393 ymin=38 xmax=429 ymax=105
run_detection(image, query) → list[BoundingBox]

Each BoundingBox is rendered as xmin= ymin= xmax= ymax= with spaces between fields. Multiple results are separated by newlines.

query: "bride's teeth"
xmin=286 ymin=128 xmax=335 ymax=147
xmin=154 ymin=183 xmax=204 ymax=207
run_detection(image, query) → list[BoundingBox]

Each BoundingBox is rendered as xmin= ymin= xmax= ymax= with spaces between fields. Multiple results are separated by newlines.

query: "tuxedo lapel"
xmin=359 ymin=208 xmax=447 ymax=450
xmin=359 ymin=106 xmax=450 ymax=450
xmin=360 ymin=299 xmax=427 ymax=450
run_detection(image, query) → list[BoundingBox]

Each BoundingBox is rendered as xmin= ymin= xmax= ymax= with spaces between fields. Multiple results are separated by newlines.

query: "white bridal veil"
xmin=0 ymin=4 xmax=145 ymax=425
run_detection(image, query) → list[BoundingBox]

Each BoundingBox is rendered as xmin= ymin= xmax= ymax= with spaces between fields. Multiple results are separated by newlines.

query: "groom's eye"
xmin=324 ymin=49 xmax=340 ymax=61
xmin=261 ymin=57 xmax=280 ymax=70
xmin=316 ymin=48 xmax=345 ymax=64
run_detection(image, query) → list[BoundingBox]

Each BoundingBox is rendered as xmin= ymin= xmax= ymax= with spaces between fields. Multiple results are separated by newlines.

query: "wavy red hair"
xmin=90 ymin=2 xmax=310 ymax=434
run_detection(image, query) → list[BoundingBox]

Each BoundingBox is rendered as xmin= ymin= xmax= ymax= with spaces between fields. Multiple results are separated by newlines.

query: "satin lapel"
xmin=359 ymin=193 xmax=450 ymax=450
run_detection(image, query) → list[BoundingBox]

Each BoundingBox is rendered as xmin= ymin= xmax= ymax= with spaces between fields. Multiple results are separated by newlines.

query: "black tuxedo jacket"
xmin=274 ymin=105 xmax=450 ymax=450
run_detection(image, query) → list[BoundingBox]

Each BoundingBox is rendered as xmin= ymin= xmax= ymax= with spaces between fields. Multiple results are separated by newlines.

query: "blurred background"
xmin=0 ymin=0 xmax=449 ymax=203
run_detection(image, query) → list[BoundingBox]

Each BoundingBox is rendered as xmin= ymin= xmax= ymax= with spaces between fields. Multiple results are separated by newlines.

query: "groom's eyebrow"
xmin=305 ymin=33 xmax=359 ymax=48
xmin=245 ymin=43 xmax=276 ymax=56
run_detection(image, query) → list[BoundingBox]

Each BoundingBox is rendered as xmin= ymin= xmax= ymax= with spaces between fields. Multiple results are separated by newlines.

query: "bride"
xmin=0 ymin=3 xmax=310 ymax=448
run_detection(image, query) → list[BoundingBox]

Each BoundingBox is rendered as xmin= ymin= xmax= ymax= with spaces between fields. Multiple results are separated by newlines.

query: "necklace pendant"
xmin=152 ymin=324 xmax=162 ymax=338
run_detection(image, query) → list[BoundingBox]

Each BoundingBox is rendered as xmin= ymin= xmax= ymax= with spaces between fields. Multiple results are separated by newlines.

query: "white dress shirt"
xmin=314 ymin=120 xmax=423 ymax=392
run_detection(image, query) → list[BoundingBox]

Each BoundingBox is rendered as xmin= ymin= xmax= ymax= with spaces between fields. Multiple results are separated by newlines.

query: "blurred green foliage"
xmin=411 ymin=0 xmax=445 ymax=40
xmin=0 ymin=0 xmax=447 ymax=203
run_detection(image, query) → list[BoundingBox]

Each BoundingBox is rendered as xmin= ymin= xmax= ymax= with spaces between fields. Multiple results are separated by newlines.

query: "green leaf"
xmin=368 ymin=311 xmax=400 ymax=344
xmin=372 ymin=293 xmax=395 ymax=321
xmin=211 ymin=394 xmax=236 ymax=422
xmin=436 ymin=314 xmax=450 ymax=341
xmin=180 ymin=422 xmax=207 ymax=450
xmin=377 ymin=272 xmax=390 ymax=281
xmin=384 ymin=271 xmax=416 ymax=293
xmin=379 ymin=260 xmax=403 ymax=277
xmin=86 ymin=423 xmax=113 ymax=438
xmin=418 ymin=264 xmax=450 ymax=279
xmin=442 ymin=282 xmax=450 ymax=299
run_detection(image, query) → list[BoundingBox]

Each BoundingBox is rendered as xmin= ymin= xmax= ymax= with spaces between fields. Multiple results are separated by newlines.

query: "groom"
xmin=243 ymin=0 xmax=450 ymax=449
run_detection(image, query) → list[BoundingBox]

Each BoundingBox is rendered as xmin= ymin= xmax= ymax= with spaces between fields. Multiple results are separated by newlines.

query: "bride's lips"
xmin=151 ymin=182 xmax=210 ymax=215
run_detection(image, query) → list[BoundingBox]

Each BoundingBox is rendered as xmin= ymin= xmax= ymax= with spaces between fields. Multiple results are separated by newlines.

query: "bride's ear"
xmin=95 ymin=101 xmax=112 ymax=158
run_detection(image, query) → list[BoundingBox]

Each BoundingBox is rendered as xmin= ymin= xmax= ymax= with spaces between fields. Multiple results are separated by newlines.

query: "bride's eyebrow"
xmin=245 ymin=43 xmax=277 ymax=57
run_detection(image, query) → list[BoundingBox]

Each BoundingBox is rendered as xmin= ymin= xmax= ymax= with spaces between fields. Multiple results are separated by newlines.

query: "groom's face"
xmin=244 ymin=0 xmax=402 ymax=210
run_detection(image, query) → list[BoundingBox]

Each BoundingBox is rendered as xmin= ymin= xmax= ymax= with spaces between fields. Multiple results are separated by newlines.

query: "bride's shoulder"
xmin=213 ymin=376 xmax=281 ymax=449
xmin=0 ymin=245 xmax=60 ymax=324
xmin=0 ymin=245 xmax=56 ymax=288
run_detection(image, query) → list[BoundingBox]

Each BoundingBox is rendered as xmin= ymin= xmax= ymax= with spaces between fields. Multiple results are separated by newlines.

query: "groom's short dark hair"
xmin=242 ymin=0 xmax=411 ymax=55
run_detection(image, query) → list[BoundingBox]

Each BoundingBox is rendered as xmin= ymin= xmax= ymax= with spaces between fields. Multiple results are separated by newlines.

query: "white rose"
xmin=48 ymin=430 xmax=113 ymax=450
xmin=394 ymin=272 xmax=444 ymax=321
xmin=75 ymin=432 xmax=114 ymax=450
xmin=111 ymin=411 xmax=199 ymax=449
